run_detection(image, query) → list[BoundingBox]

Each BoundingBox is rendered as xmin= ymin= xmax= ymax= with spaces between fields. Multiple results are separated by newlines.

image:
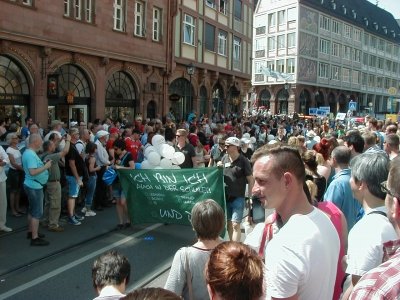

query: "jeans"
xmin=24 ymin=185 xmax=44 ymax=219
xmin=85 ymin=175 xmax=97 ymax=208
xmin=226 ymin=197 xmax=245 ymax=223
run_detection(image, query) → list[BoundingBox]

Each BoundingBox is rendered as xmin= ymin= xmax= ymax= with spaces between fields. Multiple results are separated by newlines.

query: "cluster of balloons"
xmin=135 ymin=135 xmax=184 ymax=169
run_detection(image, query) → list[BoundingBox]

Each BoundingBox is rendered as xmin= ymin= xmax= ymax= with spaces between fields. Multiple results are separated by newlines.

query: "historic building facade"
xmin=0 ymin=0 xmax=253 ymax=127
xmin=252 ymin=0 xmax=400 ymax=118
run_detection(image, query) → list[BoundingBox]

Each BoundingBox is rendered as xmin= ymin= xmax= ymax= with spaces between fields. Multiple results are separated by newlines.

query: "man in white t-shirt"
xmin=342 ymin=152 xmax=397 ymax=299
xmin=250 ymin=146 xmax=339 ymax=300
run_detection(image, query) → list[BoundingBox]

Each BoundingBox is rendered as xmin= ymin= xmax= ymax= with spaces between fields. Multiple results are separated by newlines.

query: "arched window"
xmin=277 ymin=89 xmax=289 ymax=114
xmin=199 ymin=86 xmax=207 ymax=116
xmin=58 ymin=64 xmax=90 ymax=98
xmin=212 ymin=83 xmax=224 ymax=114
xmin=259 ymin=89 xmax=271 ymax=108
xmin=105 ymin=71 xmax=136 ymax=121
xmin=168 ymin=78 xmax=193 ymax=122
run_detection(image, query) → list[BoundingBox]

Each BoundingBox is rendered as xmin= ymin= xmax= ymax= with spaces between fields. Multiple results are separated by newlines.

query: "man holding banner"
xmin=219 ymin=137 xmax=254 ymax=242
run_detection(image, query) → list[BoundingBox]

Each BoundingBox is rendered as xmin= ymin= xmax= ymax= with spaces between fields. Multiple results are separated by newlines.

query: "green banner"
xmin=117 ymin=167 xmax=226 ymax=226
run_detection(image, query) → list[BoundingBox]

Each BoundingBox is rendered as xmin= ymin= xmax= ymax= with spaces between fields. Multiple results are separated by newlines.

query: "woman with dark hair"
xmin=165 ymin=199 xmax=225 ymax=300
xmin=121 ymin=288 xmax=181 ymax=300
xmin=205 ymin=241 xmax=264 ymax=300
xmin=302 ymin=150 xmax=327 ymax=202
xmin=83 ymin=142 xmax=100 ymax=217
xmin=112 ymin=138 xmax=135 ymax=229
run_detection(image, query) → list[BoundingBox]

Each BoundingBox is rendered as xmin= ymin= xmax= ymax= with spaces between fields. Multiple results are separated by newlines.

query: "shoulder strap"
xmin=119 ymin=152 xmax=130 ymax=166
xmin=259 ymin=223 xmax=274 ymax=259
xmin=368 ymin=210 xmax=387 ymax=217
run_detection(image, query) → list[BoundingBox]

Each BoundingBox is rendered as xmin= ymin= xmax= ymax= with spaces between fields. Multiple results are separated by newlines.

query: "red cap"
xmin=109 ymin=127 xmax=119 ymax=135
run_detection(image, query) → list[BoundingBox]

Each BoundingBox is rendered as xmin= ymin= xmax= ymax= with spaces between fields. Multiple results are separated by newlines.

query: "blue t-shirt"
xmin=22 ymin=148 xmax=48 ymax=189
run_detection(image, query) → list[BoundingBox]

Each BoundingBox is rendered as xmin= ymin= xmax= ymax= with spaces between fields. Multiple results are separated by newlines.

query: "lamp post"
xmin=186 ymin=63 xmax=195 ymax=116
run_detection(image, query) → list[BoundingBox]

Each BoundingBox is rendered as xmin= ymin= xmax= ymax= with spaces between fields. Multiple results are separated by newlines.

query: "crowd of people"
xmin=1 ymin=110 xmax=400 ymax=299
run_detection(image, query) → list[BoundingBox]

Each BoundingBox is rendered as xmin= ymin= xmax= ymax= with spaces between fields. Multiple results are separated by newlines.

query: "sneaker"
xmin=81 ymin=207 xmax=87 ymax=214
xmin=124 ymin=222 xmax=131 ymax=229
xmin=0 ymin=226 xmax=12 ymax=232
xmin=116 ymin=224 xmax=124 ymax=230
xmin=68 ymin=216 xmax=81 ymax=226
xmin=27 ymin=232 xmax=45 ymax=239
xmin=74 ymin=214 xmax=85 ymax=221
xmin=31 ymin=237 xmax=50 ymax=246
xmin=85 ymin=210 xmax=96 ymax=217
xmin=48 ymin=225 xmax=64 ymax=232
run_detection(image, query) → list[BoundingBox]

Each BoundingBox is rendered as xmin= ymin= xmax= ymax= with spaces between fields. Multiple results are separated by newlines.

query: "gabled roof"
xmin=300 ymin=0 xmax=400 ymax=43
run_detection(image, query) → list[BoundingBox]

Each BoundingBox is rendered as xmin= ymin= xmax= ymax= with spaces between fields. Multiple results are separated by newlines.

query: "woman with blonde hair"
xmin=205 ymin=241 xmax=264 ymax=300
xmin=165 ymin=199 xmax=225 ymax=300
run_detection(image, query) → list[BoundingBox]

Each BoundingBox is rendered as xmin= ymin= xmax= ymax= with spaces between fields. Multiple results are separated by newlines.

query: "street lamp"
xmin=186 ymin=63 xmax=195 ymax=115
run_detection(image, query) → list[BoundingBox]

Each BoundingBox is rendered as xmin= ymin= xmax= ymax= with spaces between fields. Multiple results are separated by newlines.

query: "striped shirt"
xmin=350 ymin=239 xmax=400 ymax=300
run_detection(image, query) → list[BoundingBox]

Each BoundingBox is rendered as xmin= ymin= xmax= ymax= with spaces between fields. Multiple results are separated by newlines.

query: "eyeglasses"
xmin=380 ymin=181 xmax=397 ymax=198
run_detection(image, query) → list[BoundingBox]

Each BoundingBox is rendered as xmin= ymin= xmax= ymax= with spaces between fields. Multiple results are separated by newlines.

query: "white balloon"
xmin=144 ymin=145 xmax=156 ymax=158
xmin=141 ymin=160 xmax=153 ymax=169
xmin=148 ymin=151 xmax=161 ymax=166
xmin=173 ymin=152 xmax=185 ymax=165
xmin=160 ymin=144 xmax=175 ymax=159
xmin=160 ymin=158 xmax=173 ymax=169
xmin=152 ymin=134 xmax=165 ymax=148
xmin=250 ymin=137 xmax=257 ymax=144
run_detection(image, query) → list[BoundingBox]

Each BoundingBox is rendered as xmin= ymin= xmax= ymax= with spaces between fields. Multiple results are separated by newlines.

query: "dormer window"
xmin=321 ymin=0 xmax=324 ymax=4
xmin=352 ymin=9 xmax=357 ymax=19
xmin=342 ymin=5 xmax=346 ymax=14
xmin=331 ymin=0 xmax=336 ymax=10
xmin=373 ymin=22 xmax=378 ymax=30
xmin=364 ymin=17 xmax=368 ymax=26
xmin=383 ymin=26 xmax=387 ymax=34
xmin=391 ymin=30 xmax=396 ymax=37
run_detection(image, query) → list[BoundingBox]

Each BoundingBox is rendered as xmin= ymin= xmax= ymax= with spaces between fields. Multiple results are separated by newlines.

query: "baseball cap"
xmin=225 ymin=137 xmax=240 ymax=147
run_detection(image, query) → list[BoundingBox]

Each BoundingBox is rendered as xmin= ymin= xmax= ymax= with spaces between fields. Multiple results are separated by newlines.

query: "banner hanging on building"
xmin=117 ymin=168 xmax=226 ymax=226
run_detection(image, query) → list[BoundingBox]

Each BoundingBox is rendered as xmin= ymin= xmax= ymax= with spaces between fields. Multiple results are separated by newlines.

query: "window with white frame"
xmin=344 ymin=24 xmax=352 ymax=38
xmin=267 ymin=60 xmax=275 ymax=70
xmin=332 ymin=19 xmax=340 ymax=34
xmin=377 ymin=77 xmax=383 ymax=88
xmin=64 ymin=0 xmax=70 ymax=16
xmin=135 ymin=1 xmax=145 ymax=36
xmin=363 ymin=53 xmax=368 ymax=65
xmin=363 ymin=33 xmax=369 ymax=46
xmin=377 ymin=57 xmax=384 ymax=69
xmin=370 ymin=36 xmax=377 ymax=49
xmin=287 ymin=58 xmax=295 ymax=73
xmin=387 ymin=43 xmax=393 ymax=55
xmin=385 ymin=78 xmax=391 ymax=89
xmin=343 ymin=46 xmax=351 ymax=60
xmin=369 ymin=55 xmax=376 ymax=67
xmin=354 ymin=29 xmax=361 ymax=42
xmin=394 ymin=45 xmax=399 ymax=57
xmin=278 ymin=10 xmax=285 ymax=25
xmin=318 ymin=62 xmax=329 ymax=78
xmin=233 ymin=36 xmax=241 ymax=69
xmin=332 ymin=42 xmax=340 ymax=57
xmin=287 ymin=33 xmax=296 ymax=48
xmin=85 ymin=0 xmax=92 ymax=22
xmin=277 ymin=59 xmax=285 ymax=73
xmin=74 ymin=0 xmax=81 ymax=20
xmin=268 ymin=13 xmax=276 ymax=27
xmin=331 ymin=65 xmax=340 ymax=80
xmin=342 ymin=68 xmax=350 ymax=82
xmin=254 ymin=61 xmax=265 ymax=74
xmin=393 ymin=62 xmax=398 ymax=74
xmin=353 ymin=49 xmax=361 ymax=62
xmin=206 ymin=0 xmax=216 ymax=8
xmin=319 ymin=15 xmax=330 ymax=31
xmin=268 ymin=37 xmax=275 ymax=51
xmin=277 ymin=35 xmax=285 ymax=49
xmin=352 ymin=70 xmax=360 ymax=84
xmin=219 ymin=0 xmax=227 ymax=15
xmin=255 ymin=38 xmax=266 ymax=51
xmin=113 ymin=0 xmax=125 ymax=31
xmin=153 ymin=7 xmax=161 ymax=41
xmin=368 ymin=74 xmax=375 ymax=86
xmin=319 ymin=39 xmax=330 ymax=54
xmin=287 ymin=7 xmax=296 ymax=24
xmin=386 ymin=59 xmax=392 ymax=71
xmin=183 ymin=14 xmax=195 ymax=45
xmin=218 ymin=30 xmax=227 ymax=55
xmin=378 ymin=39 xmax=385 ymax=51
xmin=362 ymin=73 xmax=367 ymax=85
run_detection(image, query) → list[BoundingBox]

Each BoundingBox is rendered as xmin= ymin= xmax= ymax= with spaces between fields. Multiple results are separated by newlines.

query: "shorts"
xmin=226 ymin=197 xmax=245 ymax=223
xmin=66 ymin=175 xmax=82 ymax=198
xmin=7 ymin=168 xmax=24 ymax=192
xmin=113 ymin=188 xmax=126 ymax=201
xmin=24 ymin=185 xmax=44 ymax=219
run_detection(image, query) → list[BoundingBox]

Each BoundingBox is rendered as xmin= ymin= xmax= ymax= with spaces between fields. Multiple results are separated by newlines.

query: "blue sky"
xmin=367 ymin=0 xmax=400 ymax=19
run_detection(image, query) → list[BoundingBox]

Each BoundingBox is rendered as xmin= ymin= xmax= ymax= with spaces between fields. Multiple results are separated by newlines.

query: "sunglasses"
xmin=380 ymin=181 xmax=397 ymax=198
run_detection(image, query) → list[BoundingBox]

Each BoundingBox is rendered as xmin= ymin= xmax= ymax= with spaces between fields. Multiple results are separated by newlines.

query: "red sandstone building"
xmin=0 ymin=0 xmax=253 ymax=127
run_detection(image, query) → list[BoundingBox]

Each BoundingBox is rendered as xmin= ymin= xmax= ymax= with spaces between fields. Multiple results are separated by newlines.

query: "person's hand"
xmin=45 ymin=160 xmax=52 ymax=169
xmin=76 ymin=178 xmax=83 ymax=187
xmin=65 ymin=134 xmax=72 ymax=142
xmin=216 ymin=161 xmax=223 ymax=168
